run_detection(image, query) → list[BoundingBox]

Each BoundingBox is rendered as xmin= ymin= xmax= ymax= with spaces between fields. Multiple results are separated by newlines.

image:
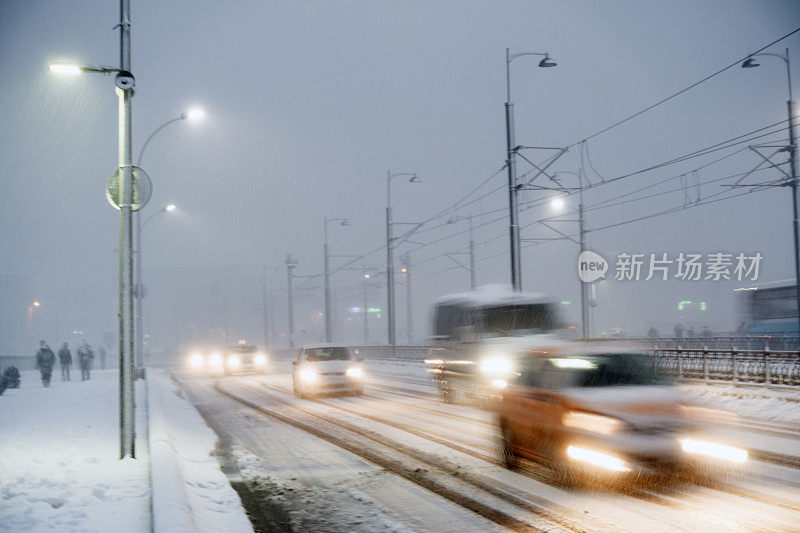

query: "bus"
xmin=428 ymin=284 xmax=566 ymax=403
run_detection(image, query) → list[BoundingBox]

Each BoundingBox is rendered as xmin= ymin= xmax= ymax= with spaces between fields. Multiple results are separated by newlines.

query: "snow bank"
xmin=147 ymin=370 xmax=252 ymax=533
xmin=0 ymin=370 xmax=149 ymax=532
xmin=680 ymin=383 xmax=800 ymax=424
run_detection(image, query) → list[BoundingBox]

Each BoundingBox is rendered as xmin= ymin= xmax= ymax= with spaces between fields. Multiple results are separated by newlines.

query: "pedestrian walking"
xmin=35 ymin=341 xmax=56 ymax=387
xmin=78 ymin=341 xmax=95 ymax=381
xmin=58 ymin=342 xmax=72 ymax=381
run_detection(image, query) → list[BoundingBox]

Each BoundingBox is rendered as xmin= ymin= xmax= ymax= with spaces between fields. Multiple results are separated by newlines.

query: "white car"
xmin=291 ymin=344 xmax=365 ymax=398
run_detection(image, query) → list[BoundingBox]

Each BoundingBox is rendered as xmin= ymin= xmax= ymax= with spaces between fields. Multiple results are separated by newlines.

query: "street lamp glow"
xmin=165 ymin=204 xmax=176 ymax=212
xmin=33 ymin=301 xmax=41 ymax=307
xmin=184 ymin=108 xmax=205 ymax=121
xmin=551 ymin=197 xmax=565 ymax=211
xmin=49 ymin=63 xmax=82 ymax=75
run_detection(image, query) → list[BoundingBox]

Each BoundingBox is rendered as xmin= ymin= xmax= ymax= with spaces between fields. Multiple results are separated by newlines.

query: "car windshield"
xmin=553 ymin=353 xmax=664 ymax=387
xmin=229 ymin=345 xmax=257 ymax=354
xmin=305 ymin=347 xmax=351 ymax=362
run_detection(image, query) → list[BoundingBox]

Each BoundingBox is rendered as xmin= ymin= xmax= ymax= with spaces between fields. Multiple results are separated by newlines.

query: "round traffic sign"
xmin=105 ymin=166 xmax=152 ymax=211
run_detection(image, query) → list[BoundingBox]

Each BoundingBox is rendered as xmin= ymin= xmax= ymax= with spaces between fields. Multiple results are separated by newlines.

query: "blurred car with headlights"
xmin=292 ymin=344 xmax=364 ymax=398
xmin=427 ymin=285 xmax=565 ymax=404
xmin=498 ymin=344 xmax=747 ymax=485
xmin=223 ymin=342 xmax=267 ymax=375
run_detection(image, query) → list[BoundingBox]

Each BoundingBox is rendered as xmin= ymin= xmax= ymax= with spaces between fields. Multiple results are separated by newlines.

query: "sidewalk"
xmin=0 ymin=370 xmax=149 ymax=531
xmin=0 ymin=368 xmax=252 ymax=532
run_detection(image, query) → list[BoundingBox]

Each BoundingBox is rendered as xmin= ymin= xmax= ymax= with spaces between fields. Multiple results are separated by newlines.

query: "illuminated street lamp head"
xmin=741 ymin=56 xmax=760 ymax=68
xmin=409 ymin=174 xmax=422 ymax=183
xmin=165 ymin=204 xmax=177 ymax=212
xmin=340 ymin=219 xmax=350 ymax=226
xmin=551 ymin=197 xmax=565 ymax=211
xmin=182 ymin=108 xmax=205 ymax=121
xmin=364 ymin=273 xmax=370 ymax=279
xmin=538 ymin=55 xmax=557 ymax=68
xmin=48 ymin=63 xmax=82 ymax=75
xmin=33 ymin=301 xmax=41 ymax=307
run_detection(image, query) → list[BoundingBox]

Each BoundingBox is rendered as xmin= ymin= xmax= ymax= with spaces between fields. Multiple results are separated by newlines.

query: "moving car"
xmin=223 ymin=342 xmax=267 ymax=375
xmin=292 ymin=344 xmax=364 ymax=398
xmin=185 ymin=342 xmax=267 ymax=375
xmin=498 ymin=343 xmax=747 ymax=485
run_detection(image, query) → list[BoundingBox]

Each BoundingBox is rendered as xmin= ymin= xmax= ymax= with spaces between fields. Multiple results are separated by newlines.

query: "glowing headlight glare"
xmin=491 ymin=378 xmax=507 ymax=389
xmin=680 ymin=439 xmax=748 ymax=463
xmin=254 ymin=354 xmax=266 ymax=365
xmin=227 ymin=355 xmax=239 ymax=367
xmin=189 ymin=353 xmax=203 ymax=368
xmin=209 ymin=353 xmax=222 ymax=366
xmin=346 ymin=367 xmax=363 ymax=378
xmin=563 ymin=412 xmax=625 ymax=436
xmin=480 ymin=356 xmax=512 ymax=374
xmin=566 ymin=445 xmax=630 ymax=472
xmin=300 ymin=368 xmax=316 ymax=382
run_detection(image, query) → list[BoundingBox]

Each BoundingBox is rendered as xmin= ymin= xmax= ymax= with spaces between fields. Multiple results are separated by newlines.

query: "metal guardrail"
xmin=351 ymin=343 xmax=800 ymax=388
xmin=629 ymin=336 xmax=800 ymax=351
xmin=651 ymin=348 xmax=800 ymax=387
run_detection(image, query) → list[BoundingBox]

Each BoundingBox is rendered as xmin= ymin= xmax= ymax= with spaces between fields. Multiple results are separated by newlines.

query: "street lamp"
xmin=286 ymin=255 xmax=298 ymax=348
xmin=49 ymin=0 xmax=136 ymax=459
xmin=386 ymin=171 xmax=421 ymax=346
xmin=505 ymin=48 xmax=558 ymax=291
xmin=136 ymin=203 xmax=177 ymax=368
xmin=447 ymin=215 xmax=477 ymax=289
xmin=323 ymin=217 xmax=350 ymax=342
xmin=742 ymin=48 xmax=800 ymax=333
xmin=134 ymin=110 xmax=203 ymax=369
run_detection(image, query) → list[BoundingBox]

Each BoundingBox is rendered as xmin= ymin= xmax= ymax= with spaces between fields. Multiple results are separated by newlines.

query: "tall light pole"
xmin=362 ymin=273 xmax=371 ymax=344
xmin=742 ymin=48 xmax=799 ymax=334
xmin=549 ymin=170 xmax=589 ymax=338
xmin=386 ymin=171 xmax=420 ymax=346
xmin=447 ymin=215 xmax=477 ymax=289
xmin=49 ymin=0 xmax=138 ymax=458
xmin=285 ymin=255 xmax=298 ymax=348
xmin=323 ymin=217 xmax=350 ymax=342
xmin=137 ymin=203 xmax=175 ymax=367
xmin=134 ymin=109 xmax=204 ymax=367
xmin=505 ymin=48 xmax=557 ymax=291
xmin=399 ymin=253 xmax=414 ymax=344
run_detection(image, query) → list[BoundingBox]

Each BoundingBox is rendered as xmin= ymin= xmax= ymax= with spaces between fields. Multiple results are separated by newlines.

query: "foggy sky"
xmin=2 ymin=1 xmax=799 ymax=354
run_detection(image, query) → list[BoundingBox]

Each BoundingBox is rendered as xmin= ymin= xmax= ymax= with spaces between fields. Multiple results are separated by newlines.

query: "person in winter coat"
xmin=58 ymin=342 xmax=72 ymax=381
xmin=78 ymin=341 xmax=95 ymax=381
xmin=35 ymin=341 xmax=56 ymax=387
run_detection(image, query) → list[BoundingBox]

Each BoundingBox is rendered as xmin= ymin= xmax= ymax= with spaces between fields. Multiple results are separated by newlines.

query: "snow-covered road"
xmin=177 ymin=361 xmax=800 ymax=532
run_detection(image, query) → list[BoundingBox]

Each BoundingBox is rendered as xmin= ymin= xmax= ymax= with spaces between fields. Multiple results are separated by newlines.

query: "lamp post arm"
xmin=137 ymin=116 xmax=183 ymax=167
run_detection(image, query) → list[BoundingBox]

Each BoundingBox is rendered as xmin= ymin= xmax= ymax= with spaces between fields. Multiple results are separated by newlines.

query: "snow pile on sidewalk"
xmin=148 ymin=370 xmax=252 ymax=533
xmin=680 ymin=383 xmax=800 ymax=423
xmin=0 ymin=370 xmax=149 ymax=532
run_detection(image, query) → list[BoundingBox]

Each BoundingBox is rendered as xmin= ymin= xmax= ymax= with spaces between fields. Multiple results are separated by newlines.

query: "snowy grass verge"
xmin=147 ymin=370 xmax=253 ymax=533
xmin=0 ymin=370 xmax=149 ymax=532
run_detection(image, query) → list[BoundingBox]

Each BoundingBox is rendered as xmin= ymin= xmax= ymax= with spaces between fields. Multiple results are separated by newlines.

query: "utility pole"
xmin=578 ymin=170 xmax=589 ymax=339
xmin=401 ymin=253 xmax=414 ymax=344
xmin=286 ymin=255 xmax=297 ymax=348
xmin=505 ymin=48 xmax=522 ymax=292
xmin=362 ymin=273 xmax=370 ymax=344
xmin=386 ymin=171 xmax=396 ymax=345
xmin=268 ymin=265 xmax=270 ymax=349
xmin=467 ymin=215 xmax=476 ymax=290
xmin=117 ymin=0 xmax=135 ymax=460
